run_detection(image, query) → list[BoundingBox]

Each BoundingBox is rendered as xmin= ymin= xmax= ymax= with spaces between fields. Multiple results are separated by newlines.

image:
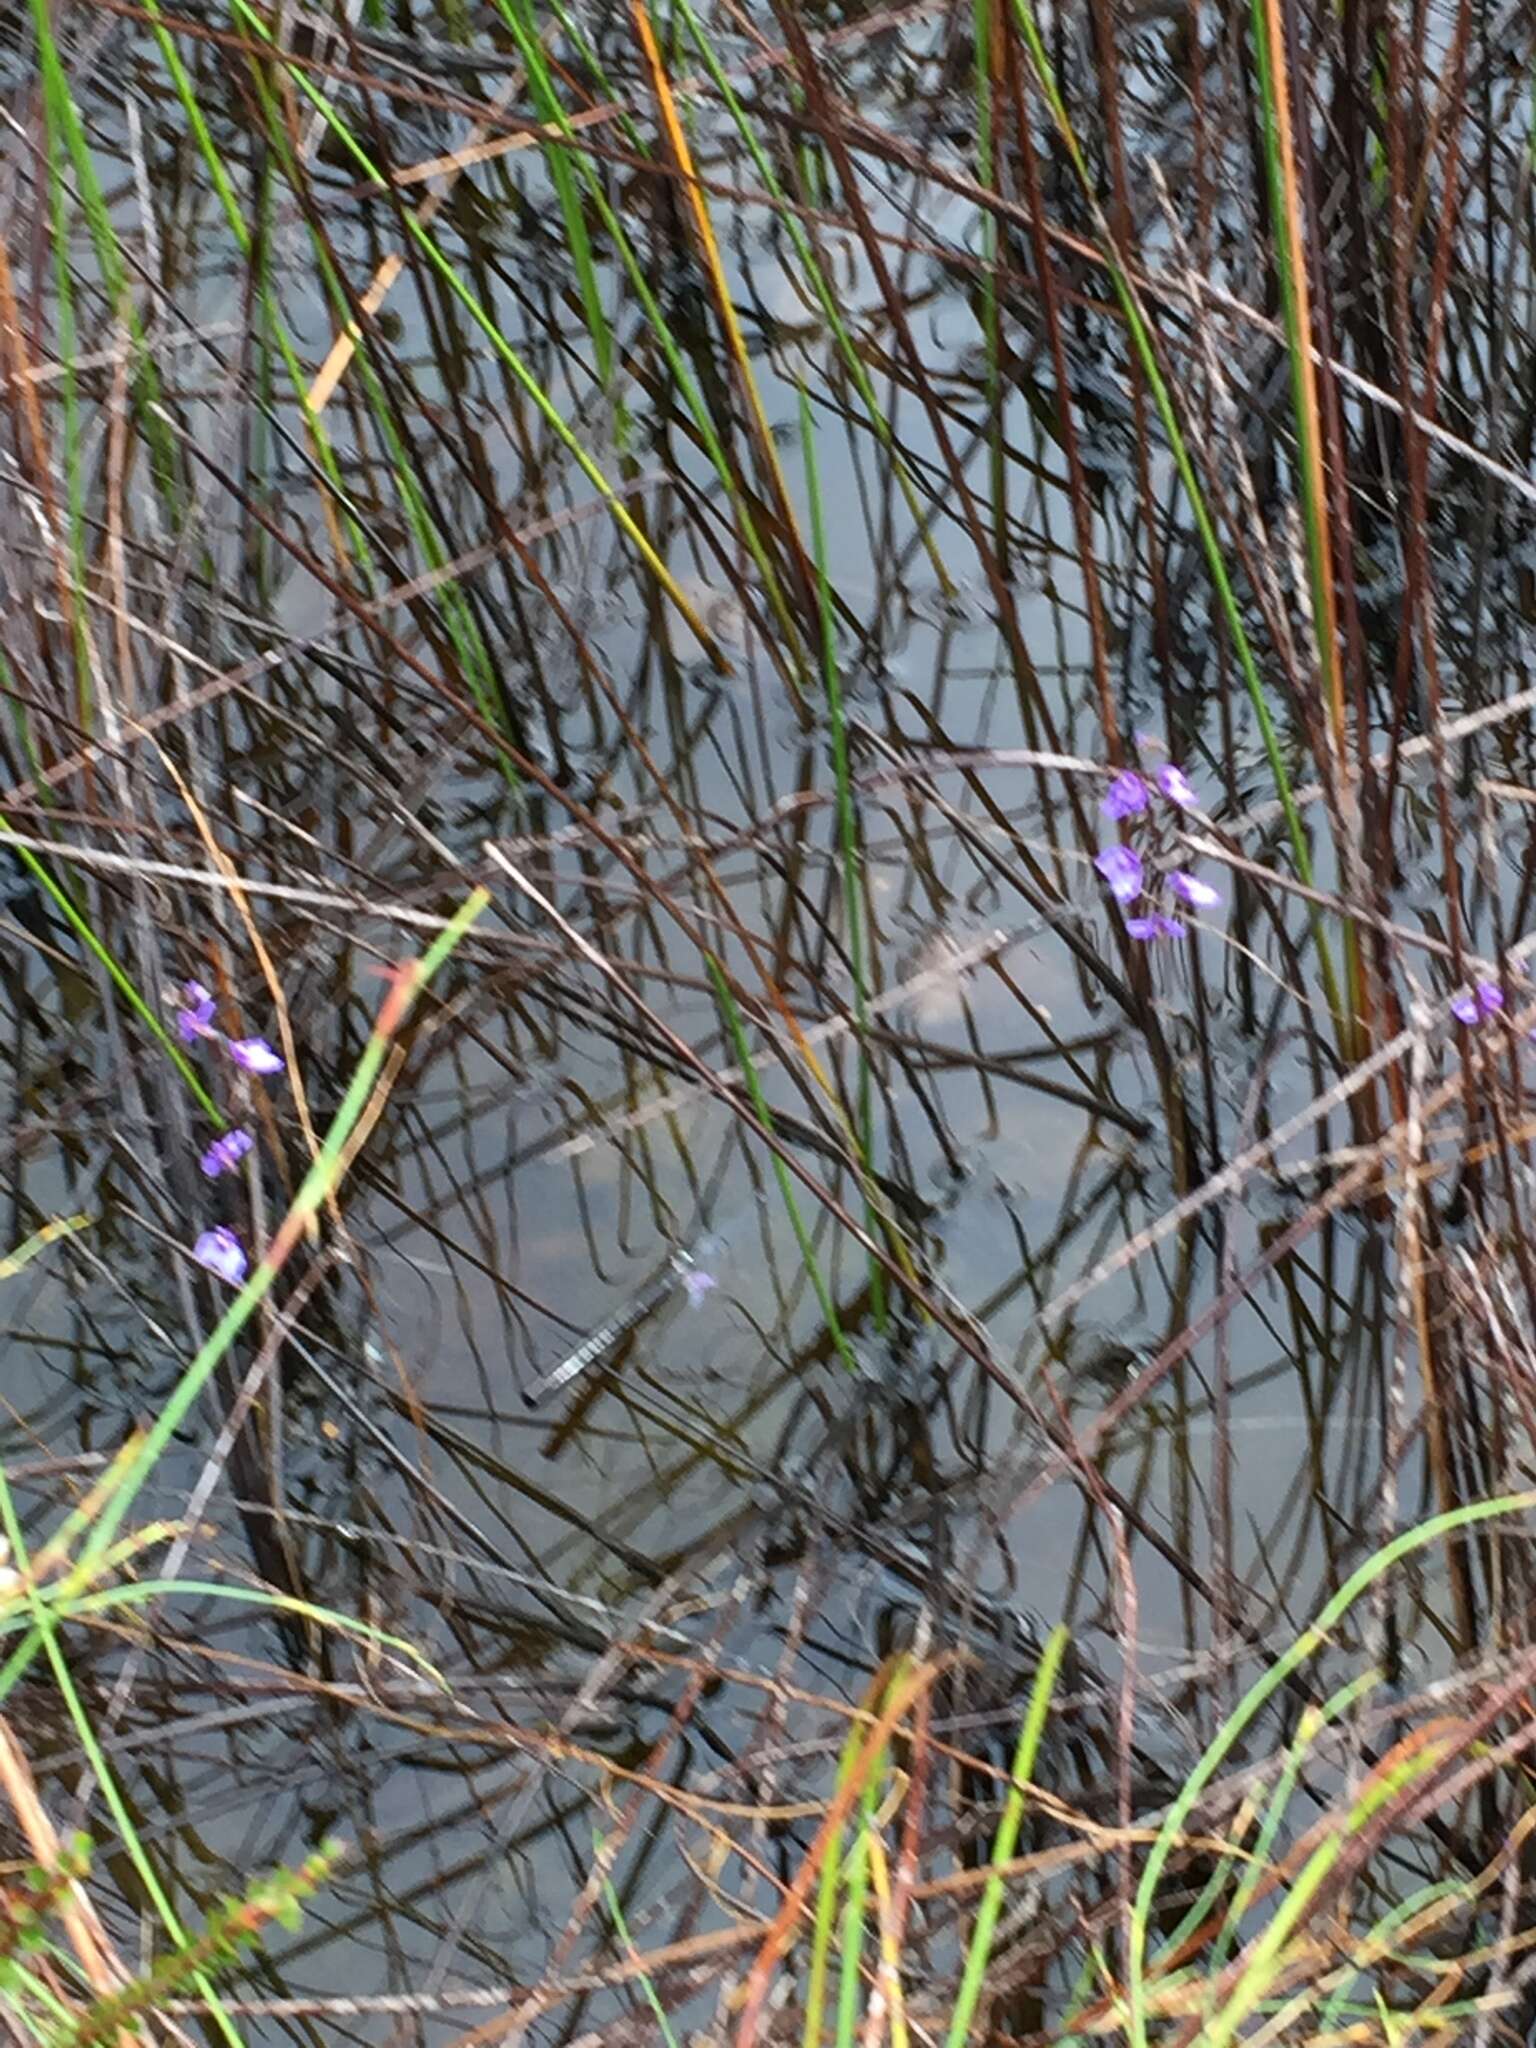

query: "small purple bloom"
xmin=192 ymin=1226 xmax=248 ymax=1285
xmin=1126 ymin=912 xmax=1186 ymax=941
xmin=176 ymin=980 xmax=217 ymax=1044
xmin=226 ymin=1036 xmax=284 ymax=1076
xmin=1167 ymin=870 xmax=1221 ymax=910
xmin=1157 ymin=763 xmax=1199 ymax=811
xmin=199 ymin=1127 xmax=254 ymax=1179
xmin=1101 ymin=770 xmax=1150 ymax=822
xmin=1451 ymin=981 xmax=1504 ymax=1026
xmin=680 ymin=1267 xmax=717 ymax=1309
xmin=1094 ymin=844 xmax=1144 ymax=905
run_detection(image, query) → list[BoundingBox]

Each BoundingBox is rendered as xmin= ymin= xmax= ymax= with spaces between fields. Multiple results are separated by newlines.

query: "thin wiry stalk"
xmin=225 ymin=0 xmax=727 ymax=667
xmin=500 ymin=0 xmax=617 ymax=393
xmin=0 ymin=1481 xmax=243 ymax=2047
xmin=235 ymin=50 xmax=517 ymax=748
xmin=28 ymin=3 xmax=91 ymax=722
xmin=1127 ymin=1490 xmax=1536 ymax=2047
xmin=1249 ymin=0 xmax=1370 ymax=1058
xmin=479 ymin=0 xmax=810 ymax=678
xmin=706 ymin=954 xmax=859 ymax=1374
xmin=26 ymin=0 xmax=178 ymax=502
xmin=972 ymin=0 xmax=1008 ymax=568
xmin=70 ymin=889 xmax=486 ymax=1576
xmin=671 ymin=0 xmax=953 ymax=589
xmin=138 ymin=0 xmax=382 ymax=577
xmin=1006 ymin=0 xmax=1348 ymax=1044
xmin=801 ymin=384 xmax=884 ymax=1331
xmin=630 ymin=0 xmax=817 ymax=629
xmin=0 ymin=817 xmax=221 ymax=1119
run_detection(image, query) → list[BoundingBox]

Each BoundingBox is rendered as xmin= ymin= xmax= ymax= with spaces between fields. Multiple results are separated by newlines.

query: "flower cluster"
xmin=1102 ymin=762 xmax=1198 ymax=820
xmin=1093 ymin=756 xmax=1220 ymax=942
xmin=1451 ymin=980 xmax=1503 ymax=1027
xmin=176 ymin=981 xmax=285 ymax=1078
xmin=200 ymin=1128 xmax=254 ymax=1179
xmin=175 ymin=978 xmax=287 ymax=1284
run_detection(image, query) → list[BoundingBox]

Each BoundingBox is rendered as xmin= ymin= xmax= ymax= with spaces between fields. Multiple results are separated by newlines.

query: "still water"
xmin=3 ymin=0 xmax=1533 ymax=2034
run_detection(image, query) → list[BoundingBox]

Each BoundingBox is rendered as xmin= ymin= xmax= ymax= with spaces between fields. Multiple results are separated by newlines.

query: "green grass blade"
xmin=1206 ymin=1671 xmax=1375 ymax=1986
xmin=0 ymin=818 xmax=223 ymax=1121
xmin=79 ymin=888 xmax=489 ymax=1574
xmin=27 ymin=0 xmax=178 ymax=499
xmin=481 ymin=0 xmax=804 ymax=668
xmin=804 ymin=1717 xmax=862 ymax=2048
xmin=140 ymin=0 xmax=381 ymax=576
xmin=1126 ymin=1490 xmax=1536 ymax=2048
xmin=835 ymin=1695 xmax=893 ymax=2048
xmin=594 ymin=1832 xmax=682 ymax=2048
xmin=1317 ymin=1879 xmax=1473 ymax=2034
xmin=945 ymin=1624 xmax=1068 ymax=2048
xmin=1006 ymin=0 xmax=1346 ymax=1037
xmin=0 ymin=895 xmax=485 ymax=1723
xmin=226 ymin=0 xmax=727 ymax=668
xmin=23 ymin=1581 xmax=444 ymax=1689
xmin=671 ymin=0 xmax=952 ymax=590
xmin=494 ymin=0 xmax=615 ymax=391
xmin=0 ymin=1213 xmax=91 ymax=1282
xmin=1203 ymin=1730 xmax=1451 ymax=2048
xmin=0 ymin=1470 xmax=248 ymax=2048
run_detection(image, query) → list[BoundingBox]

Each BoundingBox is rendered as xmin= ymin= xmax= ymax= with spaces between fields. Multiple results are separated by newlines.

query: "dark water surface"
xmin=4 ymin=0 xmax=1536 ymax=2036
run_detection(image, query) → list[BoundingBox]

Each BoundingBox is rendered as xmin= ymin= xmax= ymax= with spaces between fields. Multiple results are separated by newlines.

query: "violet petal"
xmin=199 ymin=1127 xmax=254 ymax=1179
xmin=226 ymin=1036 xmax=285 ymax=1076
xmin=176 ymin=981 xmax=217 ymax=1044
xmin=1157 ymin=763 xmax=1199 ymax=811
xmin=192 ymin=1226 xmax=248 ymax=1285
xmin=1167 ymin=870 xmax=1221 ymax=909
xmin=1101 ymin=770 xmax=1150 ymax=822
xmin=1453 ymin=982 xmax=1505 ymax=1026
xmin=680 ymin=1267 xmax=718 ymax=1309
xmin=1126 ymin=913 xmax=1185 ymax=941
xmin=1094 ymin=844 xmax=1144 ymax=905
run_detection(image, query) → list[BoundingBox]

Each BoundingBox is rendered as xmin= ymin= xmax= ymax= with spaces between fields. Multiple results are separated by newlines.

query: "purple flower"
xmin=1451 ymin=981 xmax=1504 ymax=1026
xmin=1157 ymin=763 xmax=1199 ymax=811
xmin=1126 ymin=913 xmax=1186 ymax=941
xmin=199 ymin=1127 xmax=254 ymax=1179
xmin=680 ymin=1267 xmax=717 ymax=1309
xmin=1094 ymin=844 xmax=1144 ymax=905
xmin=1167 ymin=870 xmax=1221 ymax=910
xmin=1101 ymin=770 xmax=1150 ymax=822
xmin=226 ymin=1036 xmax=284 ymax=1076
xmin=192 ymin=1226 xmax=248 ymax=1285
xmin=176 ymin=980 xmax=217 ymax=1044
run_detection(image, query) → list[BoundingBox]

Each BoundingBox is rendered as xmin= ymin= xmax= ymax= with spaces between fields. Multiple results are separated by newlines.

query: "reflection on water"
xmin=3 ymin=0 xmax=1536 ymax=2031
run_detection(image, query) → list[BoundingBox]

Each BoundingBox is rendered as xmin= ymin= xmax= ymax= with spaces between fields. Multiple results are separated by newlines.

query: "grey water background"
xmin=3 ymin=0 xmax=1535 ymax=2031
